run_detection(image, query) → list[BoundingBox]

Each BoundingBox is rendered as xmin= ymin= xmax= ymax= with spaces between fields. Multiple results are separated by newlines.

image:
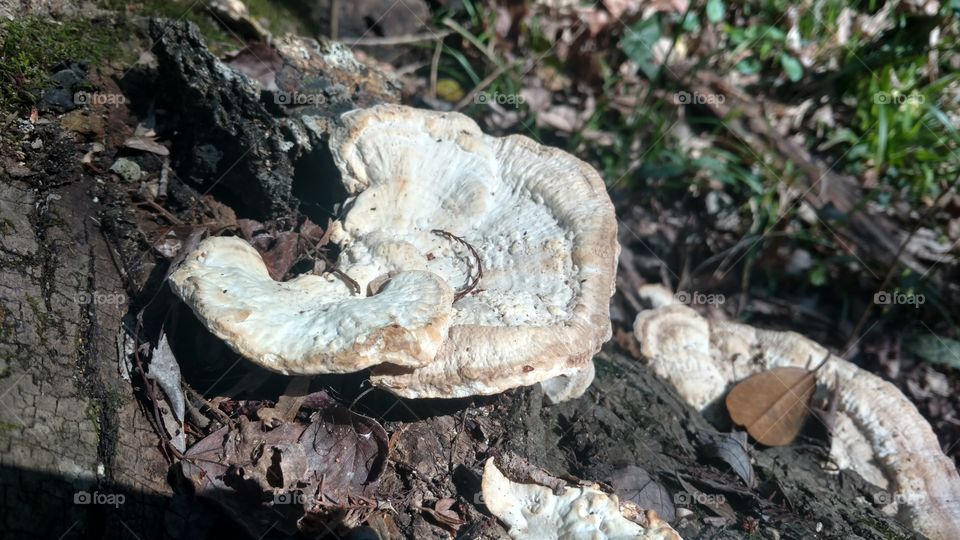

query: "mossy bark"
xmin=0 ymin=125 xmax=169 ymax=539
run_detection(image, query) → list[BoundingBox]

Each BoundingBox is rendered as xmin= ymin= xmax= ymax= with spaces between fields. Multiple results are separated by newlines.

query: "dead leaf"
xmin=725 ymin=366 xmax=817 ymax=446
xmin=124 ymin=126 xmax=170 ymax=156
xmin=676 ymin=475 xmax=737 ymax=521
xmin=181 ymin=391 xmax=388 ymax=536
xmin=224 ymin=42 xmax=282 ymax=91
xmin=298 ymin=394 xmax=389 ymax=503
xmin=148 ymin=334 xmax=186 ymax=452
xmin=257 ymin=376 xmax=312 ymax=425
xmin=367 ymin=512 xmax=402 ymax=539
xmin=421 ymin=498 xmax=464 ymax=532
xmin=697 ymin=431 xmax=755 ymax=488
xmin=606 ymin=465 xmax=675 ymax=522
xmin=299 ymin=217 xmax=327 ymax=245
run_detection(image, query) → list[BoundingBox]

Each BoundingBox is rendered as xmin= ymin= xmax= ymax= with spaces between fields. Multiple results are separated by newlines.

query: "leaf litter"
xmin=725 ymin=357 xmax=828 ymax=446
xmin=179 ymin=390 xmax=389 ymax=537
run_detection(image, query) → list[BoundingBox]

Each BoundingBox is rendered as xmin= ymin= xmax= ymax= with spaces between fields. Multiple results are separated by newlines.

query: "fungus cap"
xmin=633 ymin=292 xmax=960 ymax=539
xmin=328 ymin=104 xmax=619 ymax=399
xmin=169 ymin=236 xmax=453 ymax=374
xmin=481 ymin=458 xmax=682 ymax=540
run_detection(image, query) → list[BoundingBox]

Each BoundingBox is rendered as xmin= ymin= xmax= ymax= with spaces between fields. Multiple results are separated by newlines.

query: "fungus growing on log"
xmin=169 ymin=104 xmax=619 ymax=401
xmin=329 ymin=104 xmax=619 ymax=399
xmin=168 ymin=236 xmax=454 ymax=374
xmin=481 ymin=458 xmax=682 ymax=539
xmin=633 ymin=292 xmax=960 ymax=539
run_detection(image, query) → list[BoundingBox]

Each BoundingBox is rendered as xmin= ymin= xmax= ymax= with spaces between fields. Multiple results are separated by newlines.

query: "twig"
xmin=453 ymin=61 xmax=515 ymax=112
xmin=137 ymin=200 xmax=183 ymax=225
xmin=183 ymin=381 xmax=232 ymax=426
xmin=347 ymin=30 xmax=451 ymax=46
xmin=395 ymin=60 xmax=430 ymax=77
xmin=331 ymin=267 xmax=361 ymax=295
xmin=330 ymin=0 xmax=339 ymax=40
xmin=431 ymin=229 xmax=482 ymax=301
xmin=430 ymin=38 xmax=443 ymax=100
xmin=349 ymin=386 xmax=376 ymax=412
xmin=130 ymin=325 xmax=184 ymax=463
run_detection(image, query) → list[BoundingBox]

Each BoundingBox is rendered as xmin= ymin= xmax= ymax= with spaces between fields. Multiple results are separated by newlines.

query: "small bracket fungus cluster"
xmin=632 ymin=287 xmax=960 ymax=540
xmin=481 ymin=458 xmax=682 ymax=540
xmin=170 ymin=104 xmax=619 ymax=401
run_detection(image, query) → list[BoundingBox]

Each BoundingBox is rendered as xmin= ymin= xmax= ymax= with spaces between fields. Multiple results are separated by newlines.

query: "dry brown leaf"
xmin=725 ymin=366 xmax=817 ymax=446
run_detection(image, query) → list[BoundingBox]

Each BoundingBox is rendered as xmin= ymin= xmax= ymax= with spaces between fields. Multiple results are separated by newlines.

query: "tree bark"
xmin=0 ymin=124 xmax=169 ymax=539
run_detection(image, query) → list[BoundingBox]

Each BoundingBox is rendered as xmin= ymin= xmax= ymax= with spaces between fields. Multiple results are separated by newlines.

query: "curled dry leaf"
xmin=420 ymin=497 xmax=464 ymax=532
xmin=607 ymin=465 xmax=676 ymax=522
xmin=180 ymin=391 xmax=388 ymax=536
xmin=675 ymin=475 xmax=737 ymax=522
xmin=148 ymin=334 xmax=186 ymax=453
xmin=697 ymin=431 xmax=755 ymax=488
xmin=725 ymin=366 xmax=818 ymax=446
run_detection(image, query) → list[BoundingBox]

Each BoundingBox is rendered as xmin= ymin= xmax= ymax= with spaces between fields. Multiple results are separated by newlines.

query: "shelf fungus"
xmin=169 ymin=104 xmax=618 ymax=401
xmin=169 ymin=237 xmax=454 ymax=374
xmin=633 ymin=292 xmax=960 ymax=540
xmin=481 ymin=458 xmax=682 ymax=539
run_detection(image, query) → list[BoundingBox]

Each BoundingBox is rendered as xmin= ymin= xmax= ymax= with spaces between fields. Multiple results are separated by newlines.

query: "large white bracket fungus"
xmin=329 ymin=105 xmax=619 ymax=399
xmin=633 ymin=292 xmax=960 ymax=540
xmin=169 ymin=104 xmax=618 ymax=401
xmin=169 ymin=236 xmax=454 ymax=374
xmin=481 ymin=458 xmax=682 ymax=540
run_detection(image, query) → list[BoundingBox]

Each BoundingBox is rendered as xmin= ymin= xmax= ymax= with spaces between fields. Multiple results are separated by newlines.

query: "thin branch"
xmin=430 ymin=38 xmax=443 ymax=100
xmin=432 ymin=229 xmax=482 ymax=301
xmin=331 ymin=267 xmax=361 ymax=295
xmin=453 ymin=61 xmax=515 ymax=112
xmin=346 ymin=30 xmax=451 ymax=46
xmin=330 ymin=0 xmax=339 ymax=40
xmin=137 ymin=200 xmax=183 ymax=225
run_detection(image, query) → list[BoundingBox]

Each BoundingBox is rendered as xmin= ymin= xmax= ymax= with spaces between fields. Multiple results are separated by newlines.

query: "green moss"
xmin=0 ymin=17 xmax=129 ymax=110
xmin=102 ymin=0 xmax=243 ymax=54
xmin=243 ymin=0 xmax=311 ymax=36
